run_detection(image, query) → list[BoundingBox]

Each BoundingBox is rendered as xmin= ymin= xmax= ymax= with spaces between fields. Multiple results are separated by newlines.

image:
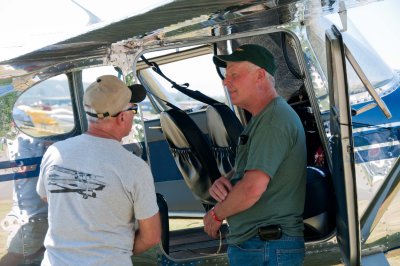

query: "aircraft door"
xmin=326 ymin=25 xmax=361 ymax=266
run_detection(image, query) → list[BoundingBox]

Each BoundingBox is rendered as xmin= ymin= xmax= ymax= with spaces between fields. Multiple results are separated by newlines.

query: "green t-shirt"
xmin=227 ymin=96 xmax=307 ymax=245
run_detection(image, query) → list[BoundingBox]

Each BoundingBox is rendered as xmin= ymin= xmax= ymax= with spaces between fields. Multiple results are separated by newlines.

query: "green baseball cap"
xmin=213 ymin=44 xmax=277 ymax=75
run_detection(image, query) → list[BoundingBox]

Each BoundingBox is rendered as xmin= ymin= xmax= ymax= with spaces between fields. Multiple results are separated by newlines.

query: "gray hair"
xmin=246 ymin=62 xmax=275 ymax=87
xmin=86 ymin=115 xmax=101 ymax=124
xmin=266 ymin=72 xmax=275 ymax=87
xmin=86 ymin=114 xmax=111 ymax=124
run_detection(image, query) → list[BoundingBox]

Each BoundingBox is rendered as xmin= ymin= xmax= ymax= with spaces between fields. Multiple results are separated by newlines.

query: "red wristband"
xmin=211 ymin=207 xmax=223 ymax=223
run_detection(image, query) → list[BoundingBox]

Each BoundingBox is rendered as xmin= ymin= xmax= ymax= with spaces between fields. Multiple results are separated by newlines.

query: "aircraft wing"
xmin=0 ymin=0 xmax=246 ymax=64
xmin=0 ymin=0 xmax=379 ymax=86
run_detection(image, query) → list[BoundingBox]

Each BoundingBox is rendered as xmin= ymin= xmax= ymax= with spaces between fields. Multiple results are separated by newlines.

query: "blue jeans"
xmin=227 ymin=233 xmax=305 ymax=266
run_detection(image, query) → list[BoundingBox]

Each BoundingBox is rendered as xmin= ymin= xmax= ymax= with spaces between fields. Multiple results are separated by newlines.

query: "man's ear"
xmin=115 ymin=112 xmax=125 ymax=124
xmin=257 ymin=68 xmax=266 ymax=80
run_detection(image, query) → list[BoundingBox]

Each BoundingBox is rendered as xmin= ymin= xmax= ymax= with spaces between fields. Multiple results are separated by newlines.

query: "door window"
xmin=138 ymin=48 xmax=229 ymax=117
xmin=13 ymin=74 xmax=74 ymax=137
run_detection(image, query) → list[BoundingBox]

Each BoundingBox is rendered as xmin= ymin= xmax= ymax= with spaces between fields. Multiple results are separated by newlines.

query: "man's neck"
xmin=86 ymin=126 xmax=121 ymax=141
xmin=250 ymin=90 xmax=278 ymax=116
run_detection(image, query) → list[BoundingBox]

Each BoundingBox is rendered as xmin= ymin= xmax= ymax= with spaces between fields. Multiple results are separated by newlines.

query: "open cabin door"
xmin=326 ymin=25 xmax=361 ymax=266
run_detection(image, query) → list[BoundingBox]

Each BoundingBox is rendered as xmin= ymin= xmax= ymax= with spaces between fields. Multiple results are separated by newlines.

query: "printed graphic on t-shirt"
xmin=47 ymin=165 xmax=106 ymax=199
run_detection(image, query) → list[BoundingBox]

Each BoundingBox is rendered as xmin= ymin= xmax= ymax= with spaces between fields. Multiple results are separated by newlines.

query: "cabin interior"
xmin=134 ymin=32 xmax=338 ymax=262
xmin=3 ymin=33 xmax=338 ymax=263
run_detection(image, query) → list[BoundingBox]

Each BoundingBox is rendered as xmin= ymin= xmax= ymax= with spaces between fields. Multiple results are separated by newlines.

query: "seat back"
xmin=160 ymin=108 xmax=220 ymax=205
xmin=303 ymin=166 xmax=336 ymax=240
xmin=206 ymin=104 xmax=243 ymax=175
xmin=160 ymin=101 xmax=243 ymax=208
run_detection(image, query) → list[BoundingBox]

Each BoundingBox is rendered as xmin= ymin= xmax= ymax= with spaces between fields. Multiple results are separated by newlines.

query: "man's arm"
xmin=215 ymin=169 xmax=270 ymax=218
xmin=204 ymin=169 xmax=270 ymax=238
xmin=132 ymin=212 xmax=161 ymax=254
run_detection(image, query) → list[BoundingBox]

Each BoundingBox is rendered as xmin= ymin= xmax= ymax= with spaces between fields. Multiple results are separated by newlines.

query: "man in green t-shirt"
xmin=203 ymin=44 xmax=307 ymax=266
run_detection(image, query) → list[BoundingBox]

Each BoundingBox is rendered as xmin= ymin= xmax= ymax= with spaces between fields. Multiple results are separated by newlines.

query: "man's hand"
xmin=203 ymin=209 xmax=222 ymax=239
xmin=209 ymin=176 xmax=232 ymax=202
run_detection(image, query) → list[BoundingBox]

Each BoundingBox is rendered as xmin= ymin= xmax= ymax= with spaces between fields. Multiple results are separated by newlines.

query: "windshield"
xmin=306 ymin=1 xmax=400 ymax=219
xmin=307 ymin=3 xmax=399 ymax=112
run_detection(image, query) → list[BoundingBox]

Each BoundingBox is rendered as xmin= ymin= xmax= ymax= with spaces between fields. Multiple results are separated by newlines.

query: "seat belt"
xmin=140 ymin=55 xmax=220 ymax=105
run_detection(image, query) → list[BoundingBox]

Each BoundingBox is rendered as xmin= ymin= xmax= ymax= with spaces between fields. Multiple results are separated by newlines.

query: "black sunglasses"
xmin=112 ymin=104 xmax=138 ymax=117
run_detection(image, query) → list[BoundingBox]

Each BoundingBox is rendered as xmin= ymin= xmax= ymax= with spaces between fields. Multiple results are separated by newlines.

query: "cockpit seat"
xmin=303 ymin=166 xmax=335 ymax=240
xmin=160 ymin=108 xmax=220 ymax=205
xmin=206 ymin=104 xmax=243 ymax=175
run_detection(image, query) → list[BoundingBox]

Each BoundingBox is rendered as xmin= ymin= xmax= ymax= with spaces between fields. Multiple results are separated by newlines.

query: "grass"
xmin=0 ymin=199 xmax=12 ymax=258
xmin=169 ymin=217 xmax=203 ymax=231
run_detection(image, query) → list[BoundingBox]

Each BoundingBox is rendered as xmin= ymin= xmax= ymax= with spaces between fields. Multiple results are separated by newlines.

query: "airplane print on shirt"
xmin=47 ymin=165 xmax=106 ymax=199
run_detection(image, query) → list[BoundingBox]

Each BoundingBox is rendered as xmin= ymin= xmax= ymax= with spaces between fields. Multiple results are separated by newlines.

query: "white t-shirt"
xmin=37 ymin=134 xmax=158 ymax=266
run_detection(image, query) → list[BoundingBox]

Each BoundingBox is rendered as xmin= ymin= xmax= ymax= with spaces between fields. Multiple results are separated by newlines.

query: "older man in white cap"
xmin=37 ymin=75 xmax=161 ymax=266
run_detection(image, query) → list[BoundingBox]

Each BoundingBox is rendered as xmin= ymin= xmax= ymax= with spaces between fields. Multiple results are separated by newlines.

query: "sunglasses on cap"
xmin=111 ymin=104 xmax=138 ymax=117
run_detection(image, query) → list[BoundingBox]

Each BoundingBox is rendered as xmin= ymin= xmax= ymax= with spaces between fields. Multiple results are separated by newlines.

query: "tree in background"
xmin=0 ymin=92 xmax=18 ymax=137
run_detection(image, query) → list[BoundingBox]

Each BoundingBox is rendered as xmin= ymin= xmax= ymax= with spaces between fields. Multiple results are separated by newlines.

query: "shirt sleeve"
xmin=131 ymin=160 xmax=159 ymax=220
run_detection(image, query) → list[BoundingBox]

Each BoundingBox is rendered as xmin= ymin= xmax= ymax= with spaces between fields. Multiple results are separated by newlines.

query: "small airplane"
xmin=0 ymin=0 xmax=399 ymax=265
xmin=47 ymin=165 xmax=106 ymax=199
